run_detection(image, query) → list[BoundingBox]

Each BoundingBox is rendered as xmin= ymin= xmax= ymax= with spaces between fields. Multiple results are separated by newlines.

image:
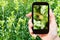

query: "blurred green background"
xmin=0 ymin=0 xmax=60 ymax=40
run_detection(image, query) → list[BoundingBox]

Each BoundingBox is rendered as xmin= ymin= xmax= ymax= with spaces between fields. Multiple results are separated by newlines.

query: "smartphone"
xmin=32 ymin=2 xmax=49 ymax=34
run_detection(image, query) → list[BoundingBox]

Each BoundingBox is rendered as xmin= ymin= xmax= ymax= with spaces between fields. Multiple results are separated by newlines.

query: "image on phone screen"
xmin=32 ymin=2 xmax=49 ymax=34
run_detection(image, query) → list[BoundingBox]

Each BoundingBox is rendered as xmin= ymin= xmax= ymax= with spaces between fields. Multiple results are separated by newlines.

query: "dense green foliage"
xmin=0 ymin=0 xmax=60 ymax=40
xmin=34 ymin=5 xmax=48 ymax=29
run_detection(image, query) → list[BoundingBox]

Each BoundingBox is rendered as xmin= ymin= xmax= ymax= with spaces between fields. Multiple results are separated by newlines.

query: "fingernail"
xmin=26 ymin=12 xmax=32 ymax=17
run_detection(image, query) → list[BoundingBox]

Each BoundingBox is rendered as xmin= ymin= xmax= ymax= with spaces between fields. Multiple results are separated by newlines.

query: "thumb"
xmin=48 ymin=9 xmax=57 ymax=38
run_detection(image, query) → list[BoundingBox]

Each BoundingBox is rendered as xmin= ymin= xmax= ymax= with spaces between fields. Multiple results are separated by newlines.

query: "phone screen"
xmin=32 ymin=2 xmax=49 ymax=34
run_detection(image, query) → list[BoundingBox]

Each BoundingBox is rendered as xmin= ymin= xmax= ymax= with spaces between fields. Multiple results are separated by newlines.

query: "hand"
xmin=26 ymin=9 xmax=58 ymax=40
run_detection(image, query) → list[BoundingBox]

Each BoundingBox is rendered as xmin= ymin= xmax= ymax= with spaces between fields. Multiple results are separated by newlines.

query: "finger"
xmin=26 ymin=12 xmax=32 ymax=18
xmin=49 ymin=9 xmax=55 ymax=23
xmin=28 ymin=19 xmax=32 ymax=26
xmin=28 ymin=19 xmax=37 ymax=37
xmin=49 ymin=9 xmax=57 ymax=30
xmin=28 ymin=19 xmax=33 ymax=33
xmin=37 ymin=34 xmax=48 ymax=40
xmin=48 ymin=9 xmax=57 ymax=37
xmin=38 ymin=34 xmax=47 ymax=37
xmin=29 ymin=25 xmax=37 ymax=38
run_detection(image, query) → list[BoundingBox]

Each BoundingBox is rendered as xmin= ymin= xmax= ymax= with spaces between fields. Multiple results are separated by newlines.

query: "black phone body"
xmin=32 ymin=2 xmax=49 ymax=34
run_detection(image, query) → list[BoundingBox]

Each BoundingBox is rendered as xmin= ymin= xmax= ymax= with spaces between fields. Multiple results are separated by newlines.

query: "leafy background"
xmin=0 ymin=0 xmax=60 ymax=40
